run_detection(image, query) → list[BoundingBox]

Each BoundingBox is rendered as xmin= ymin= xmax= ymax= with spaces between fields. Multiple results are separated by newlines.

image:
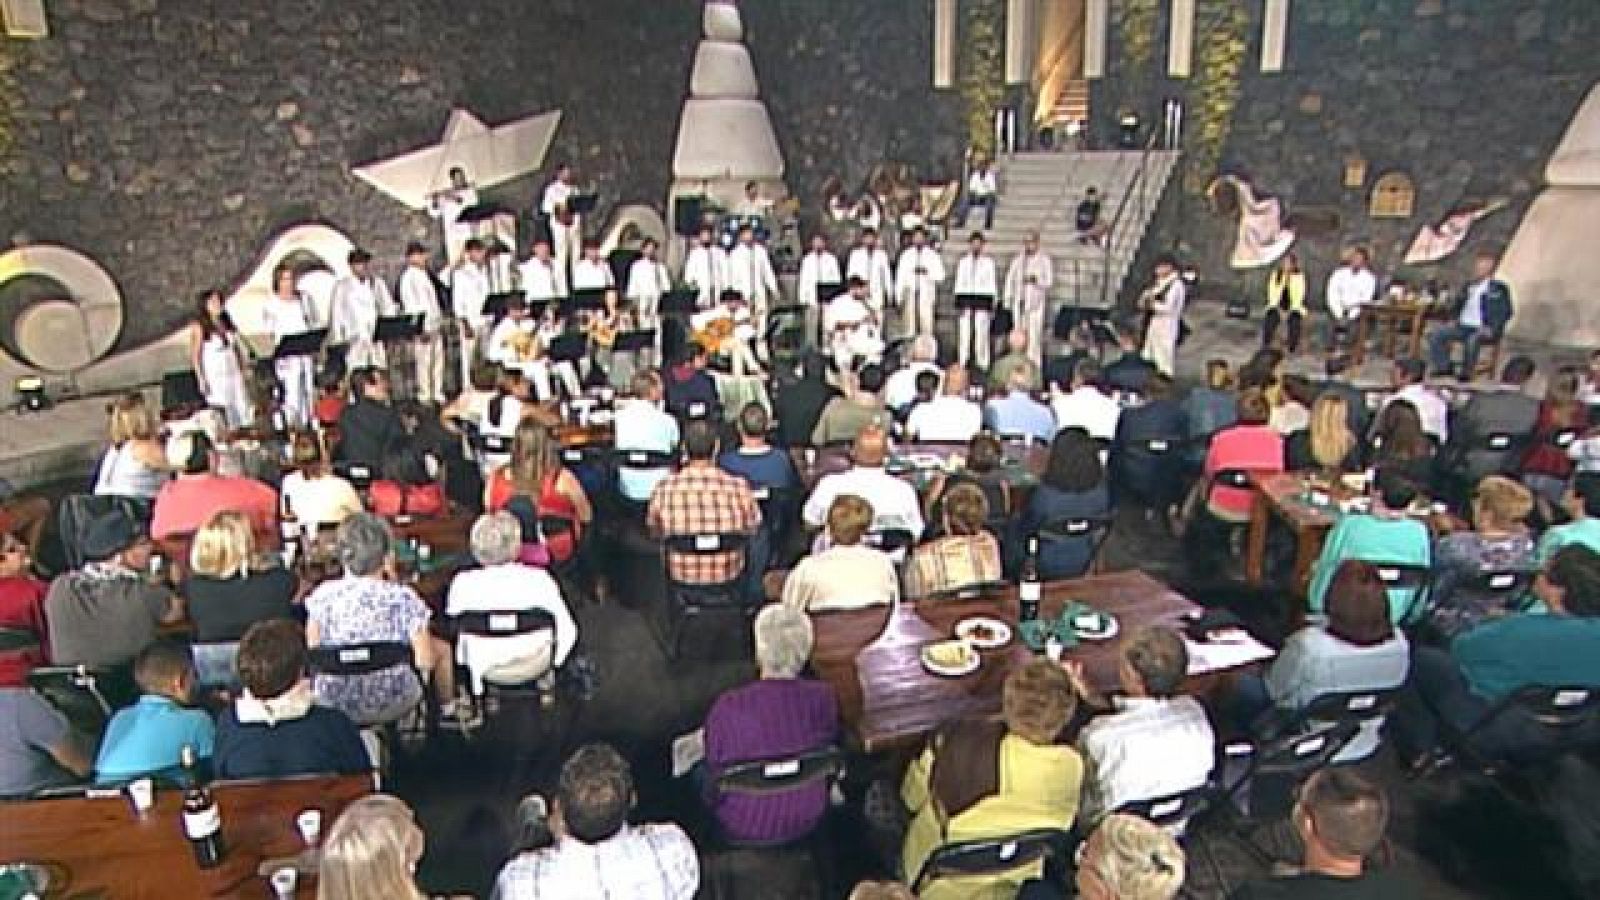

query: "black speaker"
xmin=161 ymin=370 xmax=204 ymax=412
xmin=673 ymin=195 xmax=707 ymax=236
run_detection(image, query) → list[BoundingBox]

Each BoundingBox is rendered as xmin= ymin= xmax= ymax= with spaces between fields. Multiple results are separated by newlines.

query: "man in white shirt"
xmin=614 ymin=370 xmax=680 ymax=503
xmin=329 ymin=249 xmax=393 ymax=370
xmin=1069 ymin=626 xmax=1216 ymax=820
xmin=953 ymin=232 xmax=999 ymax=369
xmin=570 ymin=240 xmax=615 ymax=334
xmin=1004 ymin=232 xmax=1055 ymax=367
xmin=802 ymin=427 xmax=924 ymax=540
xmin=681 ymin=225 xmax=727 ymax=309
xmin=781 ymin=493 xmax=898 ymax=613
xmin=823 ymin=277 xmax=883 ymax=375
xmin=957 ymin=157 xmax=998 ymax=230
xmin=845 ymin=227 xmax=895 ymax=317
xmin=907 ymin=365 xmax=983 ymax=443
xmin=495 ymin=743 xmax=700 ymax=900
xmin=724 ymin=225 xmax=779 ymax=347
xmin=428 ymin=166 xmax=478 ymax=265
xmin=518 ymin=239 xmax=566 ymax=313
xmin=447 ymin=238 xmax=492 ymax=390
xmin=1050 ymin=357 xmax=1121 ymax=441
xmin=733 ymin=180 xmax=770 ymax=222
xmin=1139 ymin=255 xmax=1186 ymax=377
xmin=1380 ymin=357 xmax=1450 ymax=443
xmin=883 ymin=334 xmax=941 ymax=414
xmin=1325 ymin=246 xmax=1377 ymax=346
xmin=398 ymin=242 xmax=446 ymax=406
xmin=626 ymin=237 xmax=672 ymax=352
xmin=798 ymin=234 xmax=842 ymax=347
xmin=896 ymin=227 xmax=945 ymax=339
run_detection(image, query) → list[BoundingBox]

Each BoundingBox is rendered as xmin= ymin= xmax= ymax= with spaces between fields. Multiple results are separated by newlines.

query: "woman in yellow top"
xmin=1262 ymin=252 xmax=1307 ymax=353
xmin=901 ymin=660 xmax=1084 ymax=899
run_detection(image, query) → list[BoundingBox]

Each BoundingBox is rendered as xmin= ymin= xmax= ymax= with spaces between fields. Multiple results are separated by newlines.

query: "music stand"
xmin=568 ymin=193 xmax=599 ymax=216
xmin=612 ymin=328 xmax=656 ymax=355
xmin=274 ymin=328 xmax=330 ymax=361
xmin=662 ymin=288 xmax=700 ymax=317
xmin=484 ymin=292 xmax=520 ymax=322
xmin=548 ymin=333 xmax=588 ymax=364
xmin=816 ymin=282 xmax=844 ymax=303
xmin=954 ymin=295 xmax=995 ymax=366
xmin=571 ymin=288 xmax=609 ymax=312
xmin=376 ymin=314 xmax=424 ymax=344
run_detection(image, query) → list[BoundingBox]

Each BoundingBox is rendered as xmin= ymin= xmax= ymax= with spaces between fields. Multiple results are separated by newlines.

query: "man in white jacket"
xmin=725 ymin=225 xmax=779 ymax=347
xmin=681 ymin=225 xmax=727 ymax=310
xmin=1003 ymin=232 xmax=1054 ymax=367
xmin=895 ymin=227 xmax=944 ymax=339
xmin=845 ymin=227 xmax=894 ymax=317
xmin=398 ymin=242 xmax=446 ymax=406
xmin=447 ymin=239 xmax=492 ymax=390
xmin=953 ymin=231 xmax=998 ymax=369
xmin=329 ymin=249 xmax=393 ymax=370
xmin=1139 ymin=255 xmax=1186 ymax=377
xmin=797 ymin=233 xmax=842 ymax=347
xmin=626 ymin=237 xmax=672 ymax=363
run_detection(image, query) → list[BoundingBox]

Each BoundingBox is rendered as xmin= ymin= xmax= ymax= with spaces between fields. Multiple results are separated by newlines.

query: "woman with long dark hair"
xmin=188 ymin=288 xmax=252 ymax=428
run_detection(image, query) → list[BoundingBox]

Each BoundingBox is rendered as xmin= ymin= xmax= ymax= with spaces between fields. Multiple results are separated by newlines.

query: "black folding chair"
xmin=1431 ymin=685 xmax=1600 ymax=772
xmin=1115 ymin=783 xmax=1212 ymax=832
xmin=1113 ymin=434 xmax=1188 ymax=511
xmin=1218 ymin=721 xmax=1360 ymax=824
xmin=1035 ymin=515 xmax=1112 ymax=579
xmin=1455 ymin=568 xmax=1536 ymax=614
xmin=612 ymin=448 xmax=678 ymax=514
xmin=28 ymin=664 xmax=118 ymax=739
xmin=660 ymin=532 xmax=752 ymax=659
xmin=1273 ymin=688 xmax=1399 ymax=763
xmin=910 ymin=827 xmax=1074 ymax=895
xmin=306 ymin=640 xmax=422 ymax=741
xmin=714 ymin=746 xmax=844 ymax=848
xmin=862 ymin=527 xmax=917 ymax=556
xmin=451 ymin=608 xmax=559 ymax=706
xmin=1363 ymin=560 xmax=1433 ymax=625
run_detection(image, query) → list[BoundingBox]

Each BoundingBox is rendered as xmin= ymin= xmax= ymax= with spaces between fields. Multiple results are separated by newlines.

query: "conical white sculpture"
xmin=669 ymin=2 xmax=785 ymax=222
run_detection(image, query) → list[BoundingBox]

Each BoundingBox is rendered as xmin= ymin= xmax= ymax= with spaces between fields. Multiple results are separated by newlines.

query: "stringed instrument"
xmin=691 ymin=316 xmax=736 ymax=355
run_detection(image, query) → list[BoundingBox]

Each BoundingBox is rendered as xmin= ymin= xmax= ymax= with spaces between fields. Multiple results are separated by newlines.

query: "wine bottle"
xmin=1019 ymin=536 xmax=1042 ymax=622
xmin=181 ymin=744 xmax=225 ymax=869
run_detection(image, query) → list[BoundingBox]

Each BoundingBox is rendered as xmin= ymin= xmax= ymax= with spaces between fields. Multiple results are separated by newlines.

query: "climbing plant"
xmin=958 ymin=0 xmax=1005 ymax=156
xmin=1118 ymin=0 xmax=1160 ymax=73
xmin=1183 ymin=0 xmax=1250 ymax=194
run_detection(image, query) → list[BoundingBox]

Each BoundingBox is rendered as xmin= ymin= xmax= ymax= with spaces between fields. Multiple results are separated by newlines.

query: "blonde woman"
xmin=1071 ymin=813 xmax=1186 ymax=900
xmin=184 ymin=510 xmax=296 ymax=643
xmin=1288 ymin=393 xmax=1359 ymax=473
xmin=93 ymin=392 xmax=170 ymax=500
xmin=318 ymin=794 xmax=427 ymax=900
xmin=279 ymin=432 xmax=362 ymax=530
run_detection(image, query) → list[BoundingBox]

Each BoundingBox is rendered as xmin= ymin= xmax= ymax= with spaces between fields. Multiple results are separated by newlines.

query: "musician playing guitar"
xmin=1137 ymin=254 xmax=1186 ymax=377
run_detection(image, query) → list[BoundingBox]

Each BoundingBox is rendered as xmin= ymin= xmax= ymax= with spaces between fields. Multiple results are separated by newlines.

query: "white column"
xmin=1168 ymin=0 xmax=1195 ymax=78
xmin=1083 ymin=0 xmax=1108 ymax=80
xmin=933 ymin=0 xmax=957 ymax=89
xmin=1261 ymin=0 xmax=1290 ymax=73
xmin=1004 ymin=0 xmax=1034 ymax=84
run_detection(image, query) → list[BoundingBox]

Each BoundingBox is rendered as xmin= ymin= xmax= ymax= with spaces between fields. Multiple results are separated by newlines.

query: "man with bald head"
xmin=1004 ymin=231 xmax=1054 ymax=367
xmin=801 ymin=426 xmax=924 ymax=542
xmin=907 ymin=364 xmax=983 ymax=442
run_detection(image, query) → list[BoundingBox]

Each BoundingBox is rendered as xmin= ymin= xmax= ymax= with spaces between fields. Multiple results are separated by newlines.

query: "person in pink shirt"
xmin=1185 ymin=388 xmax=1284 ymax=580
xmin=151 ymin=432 xmax=279 ymax=541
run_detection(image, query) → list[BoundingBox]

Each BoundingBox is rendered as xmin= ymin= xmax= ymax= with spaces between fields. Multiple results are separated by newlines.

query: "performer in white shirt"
xmin=682 ymin=225 xmax=727 ymax=310
xmin=570 ymin=240 xmax=615 ymax=293
xmin=540 ymin=164 xmax=581 ymax=280
xmin=797 ymin=234 xmax=842 ymax=347
xmin=329 ymin=249 xmax=393 ymax=370
xmin=263 ymin=267 xmax=318 ymax=428
xmin=517 ymin=238 xmax=566 ymax=319
xmin=427 ymin=167 xmax=478 ymax=265
xmin=824 ymin=277 xmax=884 ymax=375
xmin=1138 ymin=255 xmax=1186 ymax=377
xmin=895 ymin=227 xmax=944 ymax=339
xmin=846 ymin=227 xmax=894 ymax=316
xmin=1324 ymin=246 xmax=1377 ymax=347
xmin=625 ymin=237 xmax=671 ymax=334
xmin=956 ymin=157 xmax=999 ymax=230
xmin=1003 ymin=232 xmax=1055 ymax=368
xmin=733 ymin=180 xmax=770 ymax=221
xmin=691 ymin=289 xmax=765 ymax=379
xmin=725 ymin=225 xmax=779 ymax=350
xmin=953 ymin=232 xmax=999 ymax=369
xmin=446 ymin=238 xmax=492 ymax=391
xmin=398 ymin=242 xmax=447 ymax=406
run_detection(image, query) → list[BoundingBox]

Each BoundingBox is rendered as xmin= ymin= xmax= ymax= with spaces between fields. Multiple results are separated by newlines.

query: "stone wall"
xmin=0 ymin=0 xmax=959 ymax=353
xmin=1092 ymin=0 xmax=1600 ymax=325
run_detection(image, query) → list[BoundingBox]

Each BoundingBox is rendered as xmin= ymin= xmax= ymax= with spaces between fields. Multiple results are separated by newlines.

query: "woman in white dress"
xmin=188 ymin=289 xmax=253 ymax=429
xmin=263 ymin=267 xmax=318 ymax=429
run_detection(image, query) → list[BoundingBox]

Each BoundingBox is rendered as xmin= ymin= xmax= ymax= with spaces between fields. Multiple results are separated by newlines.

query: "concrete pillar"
xmin=1005 ymin=0 xmax=1035 ymax=85
xmin=1168 ymin=0 xmax=1195 ymax=78
xmin=1084 ymin=0 xmax=1108 ymax=79
xmin=934 ymin=0 xmax=957 ymax=88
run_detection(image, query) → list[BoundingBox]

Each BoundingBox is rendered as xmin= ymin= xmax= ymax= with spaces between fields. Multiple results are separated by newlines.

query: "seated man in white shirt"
xmin=614 ymin=370 xmax=681 ymax=504
xmin=781 ymin=494 xmax=899 ymax=613
xmin=1323 ymin=246 xmax=1377 ymax=349
xmin=495 ymin=743 xmax=700 ymax=900
xmin=447 ymin=512 xmax=577 ymax=702
xmin=957 ymin=158 xmax=999 ymax=230
xmin=1379 ymin=357 xmax=1449 ymax=443
xmin=802 ymin=427 xmax=925 ymax=542
xmin=1050 ymin=357 xmax=1122 ymax=442
xmin=906 ymin=365 xmax=983 ymax=443
xmin=823 ymin=277 xmax=885 ymax=376
xmin=883 ymin=334 xmax=941 ymax=414
xmin=1069 ymin=626 xmax=1216 ymax=821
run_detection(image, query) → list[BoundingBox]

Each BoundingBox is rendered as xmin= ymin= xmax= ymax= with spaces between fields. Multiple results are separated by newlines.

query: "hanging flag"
xmin=1211 ymin=175 xmax=1296 ymax=269
xmin=1404 ymin=201 xmax=1507 ymax=264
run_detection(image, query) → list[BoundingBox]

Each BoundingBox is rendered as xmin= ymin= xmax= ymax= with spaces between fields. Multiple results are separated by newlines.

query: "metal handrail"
xmin=1098 ymin=128 xmax=1164 ymax=308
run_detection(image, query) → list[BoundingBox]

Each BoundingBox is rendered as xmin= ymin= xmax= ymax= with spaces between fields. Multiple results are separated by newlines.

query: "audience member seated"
xmin=1070 ymin=626 xmax=1215 ymax=820
xmin=313 ymin=367 xmax=346 ymax=429
xmin=1307 ymin=468 xmax=1431 ymax=622
xmin=614 ymin=370 xmax=681 ymax=505
xmin=1539 ymin=473 xmax=1600 ymax=562
xmin=0 ymin=682 xmax=90 ymax=796
xmin=304 ymin=513 xmax=461 ymax=729
xmin=812 ymin=363 xmax=889 ymax=446
xmin=987 ymin=331 xmax=1038 ymax=390
xmin=883 ymin=335 xmax=941 ymax=414
xmin=279 ymin=432 xmax=362 ymax=530
xmin=1050 ymin=358 xmax=1121 ymax=442
xmin=1442 ymin=356 xmax=1538 ymax=489
xmin=318 ymin=794 xmax=432 ymax=900
xmin=924 ymin=433 xmax=1011 ymax=531
xmin=1392 ymin=544 xmax=1600 ymax=766
xmin=647 ymin=420 xmax=761 ymax=586
xmin=1269 ymin=375 xmax=1313 ymax=436
xmin=1102 ymin=323 xmax=1159 ymax=396
xmin=1521 ymin=365 xmax=1588 ymax=509
xmin=183 ymin=510 xmax=297 ymax=644
xmin=45 ymin=508 xmax=182 ymax=669
xmin=1366 ymin=400 xmax=1436 ymax=494
xmin=663 ymin=341 xmax=722 ymax=422
xmin=719 ymin=404 xmax=797 ymax=495
xmin=1111 ymin=373 xmax=1188 ymax=510
xmin=901 ymin=661 xmax=1084 ymax=899
xmin=1053 ymin=813 xmax=1185 ymax=900
xmin=150 ymin=432 xmax=278 ymax=540
xmin=0 ymin=531 xmax=47 ymax=688
xmin=213 ymin=619 xmax=370 ymax=780
xmin=337 ymin=367 xmax=405 ymax=469
xmin=803 ymin=427 xmax=926 ymax=540
xmin=93 ymin=392 xmax=170 ymax=502
xmin=1231 ymin=562 xmax=1408 ymax=763
xmin=1013 ymin=427 xmax=1112 ymax=578
xmin=905 ymin=484 xmax=1002 ymax=598
xmin=1426 ymin=476 xmax=1536 ymax=636
xmin=702 ymin=605 xmax=838 ymax=844
xmin=781 ymin=495 xmax=899 ymax=612
xmin=494 ymin=743 xmax=700 ymax=899
xmin=1186 ymin=388 xmax=1283 ymax=577
xmin=447 ymin=512 xmax=577 ymax=699
xmin=1286 ymin=393 xmax=1360 ymax=473
xmin=93 ymin=639 xmax=214 ymax=783
xmin=1378 ymin=358 xmax=1448 ymax=443
xmin=1228 ymin=770 xmax=1409 ymax=899
xmin=899 ymin=370 xmax=940 ymax=430
xmin=1182 ymin=359 xmax=1238 ymax=460
xmin=985 ymin=365 xmax=1055 ymax=445
xmin=907 ymin=365 xmax=983 ymax=442
xmin=773 ymin=354 xmax=840 ymax=448
xmin=367 ymin=444 xmax=446 ymax=520
xmin=485 ymin=420 xmax=593 ymax=565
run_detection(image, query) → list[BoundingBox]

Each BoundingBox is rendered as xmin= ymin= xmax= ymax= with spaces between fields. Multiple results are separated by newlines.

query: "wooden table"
xmin=1353 ymin=304 xmax=1429 ymax=366
xmin=810 ymin=570 xmax=1210 ymax=754
xmin=0 ymin=773 xmax=373 ymax=898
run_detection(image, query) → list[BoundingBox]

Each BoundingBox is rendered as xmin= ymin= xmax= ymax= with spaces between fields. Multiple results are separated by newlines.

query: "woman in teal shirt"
xmin=1307 ymin=468 xmax=1431 ymax=622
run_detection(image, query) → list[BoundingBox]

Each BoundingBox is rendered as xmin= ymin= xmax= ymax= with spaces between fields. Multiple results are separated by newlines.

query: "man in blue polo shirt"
xmin=1538 ymin=473 xmax=1600 ymax=563
xmin=95 ymin=640 xmax=214 ymax=782
xmin=985 ymin=365 xmax=1056 ymax=446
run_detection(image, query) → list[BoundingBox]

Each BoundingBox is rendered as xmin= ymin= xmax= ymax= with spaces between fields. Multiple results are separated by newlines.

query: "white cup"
xmin=270 ymin=866 xmax=298 ymax=899
xmin=1044 ymin=636 xmax=1064 ymax=662
xmin=296 ymin=808 xmax=323 ymax=846
xmin=126 ymin=777 xmax=154 ymax=815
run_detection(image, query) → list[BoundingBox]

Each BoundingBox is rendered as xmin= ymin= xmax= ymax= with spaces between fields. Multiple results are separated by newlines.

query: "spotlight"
xmin=15 ymin=377 xmax=47 ymax=412
xmin=1118 ymin=113 xmax=1141 ymax=149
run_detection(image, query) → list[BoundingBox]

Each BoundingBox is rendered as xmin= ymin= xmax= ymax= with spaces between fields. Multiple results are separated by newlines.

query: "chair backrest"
xmin=560 ymin=446 xmax=609 ymax=468
xmin=997 ymin=432 xmax=1047 ymax=449
xmin=716 ymin=746 xmax=843 ymax=797
xmin=480 ymin=433 xmax=513 ymax=456
xmin=663 ymin=532 xmax=750 ymax=557
xmin=27 ymin=665 xmax=115 ymax=735
xmin=1366 ymin=561 xmax=1431 ymax=593
xmin=911 ymin=828 xmax=1072 ymax=894
xmin=1298 ymin=688 xmax=1398 ymax=726
xmin=1242 ymin=720 xmax=1360 ymax=782
xmin=453 ymin=608 xmax=557 ymax=638
xmin=0 ymin=626 xmax=40 ymax=654
xmin=1507 ymin=685 xmax=1600 ymax=730
xmin=306 ymin=641 xmax=411 ymax=676
xmin=924 ymin=580 xmax=1011 ymax=603
xmin=862 ymin=528 xmax=916 ymax=554
xmin=1457 ymin=568 xmax=1535 ymax=612
xmin=1550 ymin=428 xmax=1580 ymax=450
xmin=1116 ymin=785 xmax=1211 ymax=830
xmin=615 ymin=448 xmax=677 ymax=472
xmin=1212 ymin=468 xmax=1253 ymax=490
xmin=1477 ymin=432 xmax=1518 ymax=453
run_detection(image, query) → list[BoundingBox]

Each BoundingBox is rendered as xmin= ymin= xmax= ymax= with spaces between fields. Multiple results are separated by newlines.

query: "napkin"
xmin=1018 ymin=600 xmax=1101 ymax=651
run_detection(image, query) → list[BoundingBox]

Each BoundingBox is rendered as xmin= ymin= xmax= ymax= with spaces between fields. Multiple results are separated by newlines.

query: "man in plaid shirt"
xmin=648 ymin=420 xmax=761 ymax=585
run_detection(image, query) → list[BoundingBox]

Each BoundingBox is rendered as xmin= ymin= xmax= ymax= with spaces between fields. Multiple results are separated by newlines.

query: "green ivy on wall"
xmin=1118 ymin=0 xmax=1160 ymax=73
xmin=1183 ymin=0 xmax=1249 ymax=194
xmin=958 ymin=0 xmax=1005 ymax=156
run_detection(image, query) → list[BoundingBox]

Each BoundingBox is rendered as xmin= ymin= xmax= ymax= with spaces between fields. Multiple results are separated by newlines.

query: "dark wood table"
xmin=1353 ymin=304 xmax=1430 ymax=366
xmin=810 ymin=570 xmax=1216 ymax=754
xmin=0 ymin=773 xmax=373 ymax=898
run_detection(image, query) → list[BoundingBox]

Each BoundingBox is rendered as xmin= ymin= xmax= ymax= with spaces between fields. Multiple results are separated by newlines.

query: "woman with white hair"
xmin=446 ymin=511 xmax=577 ymax=700
xmin=318 ymin=793 xmax=428 ymax=900
xmin=1056 ymin=813 xmax=1185 ymax=900
xmin=701 ymin=604 xmax=839 ymax=845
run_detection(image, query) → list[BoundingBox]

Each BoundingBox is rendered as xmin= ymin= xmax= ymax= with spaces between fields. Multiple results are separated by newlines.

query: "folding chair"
xmin=660 ymin=532 xmax=752 ymax=659
xmin=28 ymin=664 xmax=118 ymax=739
xmin=910 ymin=828 xmax=1074 ymax=895
xmin=1115 ymin=783 xmax=1212 ymax=833
xmin=1112 ymin=435 xmax=1188 ymax=511
xmin=1035 ymin=515 xmax=1112 ymax=579
xmin=1217 ymin=722 xmax=1359 ymax=825
xmin=714 ymin=746 xmax=844 ymax=848
xmin=1430 ymin=685 xmax=1600 ymax=772
xmin=862 ymin=527 xmax=917 ymax=557
xmin=451 ymin=608 xmax=559 ymax=711
xmin=1273 ymin=687 xmax=1400 ymax=764
xmin=1365 ymin=560 xmax=1433 ymax=625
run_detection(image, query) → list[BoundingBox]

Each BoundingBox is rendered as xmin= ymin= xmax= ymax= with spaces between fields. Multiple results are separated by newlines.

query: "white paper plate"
xmin=954 ymin=616 xmax=1012 ymax=650
xmin=921 ymin=640 xmax=981 ymax=677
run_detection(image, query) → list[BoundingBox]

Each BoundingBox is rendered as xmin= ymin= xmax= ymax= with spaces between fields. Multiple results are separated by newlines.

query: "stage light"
xmin=15 ymin=377 xmax=47 ymax=412
xmin=1118 ymin=113 xmax=1141 ymax=149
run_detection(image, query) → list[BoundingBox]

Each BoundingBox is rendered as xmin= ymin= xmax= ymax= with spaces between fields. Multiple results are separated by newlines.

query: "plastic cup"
xmin=1044 ymin=636 xmax=1064 ymax=662
xmin=296 ymin=809 xmax=322 ymax=846
xmin=270 ymin=866 xmax=298 ymax=899
xmin=126 ymin=777 xmax=154 ymax=815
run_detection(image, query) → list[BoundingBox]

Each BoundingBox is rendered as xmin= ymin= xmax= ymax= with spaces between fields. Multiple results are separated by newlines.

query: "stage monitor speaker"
xmin=161 ymin=370 xmax=205 ymax=412
xmin=673 ymin=196 xmax=707 ymax=236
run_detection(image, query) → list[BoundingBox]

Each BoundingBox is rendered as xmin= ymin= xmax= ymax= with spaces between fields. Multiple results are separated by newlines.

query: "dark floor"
xmin=380 ymin=506 xmax=1597 ymax=900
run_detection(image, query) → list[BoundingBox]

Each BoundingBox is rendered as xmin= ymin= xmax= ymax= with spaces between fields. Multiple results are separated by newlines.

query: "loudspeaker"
xmin=673 ymin=195 xmax=707 ymax=236
xmin=161 ymin=370 xmax=204 ymax=412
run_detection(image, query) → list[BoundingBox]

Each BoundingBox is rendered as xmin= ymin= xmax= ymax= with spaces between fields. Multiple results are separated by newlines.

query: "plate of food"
xmin=954 ymin=616 xmax=1012 ymax=650
xmin=1069 ymin=610 xmax=1119 ymax=641
xmin=920 ymin=639 xmax=981 ymax=677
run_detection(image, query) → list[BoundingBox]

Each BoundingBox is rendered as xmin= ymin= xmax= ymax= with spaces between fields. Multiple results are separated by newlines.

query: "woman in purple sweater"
xmin=703 ymin=605 xmax=839 ymax=844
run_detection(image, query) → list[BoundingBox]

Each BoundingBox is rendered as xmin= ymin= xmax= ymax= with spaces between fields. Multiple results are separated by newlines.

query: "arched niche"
xmin=1369 ymin=172 xmax=1416 ymax=219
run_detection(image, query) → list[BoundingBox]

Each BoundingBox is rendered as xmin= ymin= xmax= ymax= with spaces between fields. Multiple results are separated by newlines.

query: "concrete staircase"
xmin=1044 ymin=79 xmax=1090 ymax=131
xmin=940 ymin=150 xmax=1180 ymax=315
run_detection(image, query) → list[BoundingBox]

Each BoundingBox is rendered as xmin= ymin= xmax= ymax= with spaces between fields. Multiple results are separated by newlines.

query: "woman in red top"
xmin=484 ymin=420 xmax=592 ymax=565
xmin=0 ymin=531 xmax=48 ymax=687
xmin=1523 ymin=366 xmax=1588 ymax=511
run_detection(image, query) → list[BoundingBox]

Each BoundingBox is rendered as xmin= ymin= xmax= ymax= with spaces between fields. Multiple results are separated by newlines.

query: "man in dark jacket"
xmin=1443 ymin=355 xmax=1539 ymax=487
xmin=1427 ymin=248 xmax=1514 ymax=379
xmin=336 ymin=367 xmax=405 ymax=469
